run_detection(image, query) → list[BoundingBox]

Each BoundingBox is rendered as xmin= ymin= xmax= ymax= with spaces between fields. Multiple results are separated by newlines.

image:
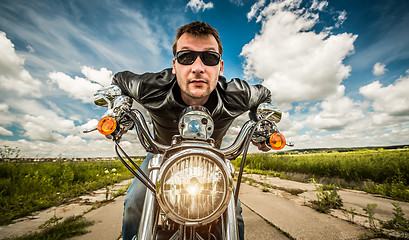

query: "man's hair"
xmin=172 ymin=21 xmax=223 ymax=56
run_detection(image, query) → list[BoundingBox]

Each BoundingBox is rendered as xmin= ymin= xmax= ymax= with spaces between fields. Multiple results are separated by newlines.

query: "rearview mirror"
xmin=93 ymin=85 xmax=122 ymax=107
xmin=256 ymin=103 xmax=282 ymax=123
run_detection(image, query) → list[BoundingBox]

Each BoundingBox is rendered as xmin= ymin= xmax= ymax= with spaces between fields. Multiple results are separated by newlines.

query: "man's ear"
xmin=219 ymin=59 xmax=224 ymax=76
xmin=172 ymin=58 xmax=176 ymax=74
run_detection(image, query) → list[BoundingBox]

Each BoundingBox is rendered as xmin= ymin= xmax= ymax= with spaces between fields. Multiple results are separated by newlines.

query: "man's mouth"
xmin=190 ymin=79 xmax=207 ymax=85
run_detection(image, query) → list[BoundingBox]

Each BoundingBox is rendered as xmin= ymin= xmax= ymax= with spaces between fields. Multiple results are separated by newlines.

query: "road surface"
xmin=3 ymin=174 xmax=409 ymax=239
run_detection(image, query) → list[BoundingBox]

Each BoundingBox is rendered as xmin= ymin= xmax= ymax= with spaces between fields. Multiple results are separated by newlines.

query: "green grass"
xmin=311 ymin=185 xmax=343 ymax=213
xmin=3 ymin=216 xmax=94 ymax=240
xmin=0 ymin=160 xmax=136 ymax=226
xmin=233 ymin=149 xmax=409 ymax=202
xmin=381 ymin=202 xmax=409 ymax=237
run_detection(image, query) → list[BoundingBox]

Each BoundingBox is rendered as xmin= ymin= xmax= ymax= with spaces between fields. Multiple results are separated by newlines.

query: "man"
xmin=112 ymin=21 xmax=271 ymax=240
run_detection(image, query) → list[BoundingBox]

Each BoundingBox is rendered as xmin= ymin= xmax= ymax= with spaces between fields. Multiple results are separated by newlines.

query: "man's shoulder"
xmin=216 ymin=76 xmax=271 ymax=108
xmin=112 ymin=68 xmax=175 ymax=102
xmin=115 ymin=68 xmax=173 ymax=80
xmin=217 ymin=77 xmax=251 ymax=92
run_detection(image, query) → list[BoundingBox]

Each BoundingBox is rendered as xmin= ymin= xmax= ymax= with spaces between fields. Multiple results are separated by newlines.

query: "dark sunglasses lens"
xmin=201 ymin=52 xmax=220 ymax=66
xmin=176 ymin=51 xmax=220 ymax=66
xmin=177 ymin=51 xmax=198 ymax=65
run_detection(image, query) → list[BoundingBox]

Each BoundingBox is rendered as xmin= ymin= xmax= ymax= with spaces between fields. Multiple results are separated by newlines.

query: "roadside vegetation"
xmin=358 ymin=202 xmax=409 ymax=239
xmin=0 ymin=159 xmax=136 ymax=226
xmin=235 ymin=147 xmax=409 ymax=238
xmin=233 ymin=148 xmax=409 ymax=202
xmin=311 ymin=184 xmax=343 ymax=213
xmin=3 ymin=216 xmax=94 ymax=240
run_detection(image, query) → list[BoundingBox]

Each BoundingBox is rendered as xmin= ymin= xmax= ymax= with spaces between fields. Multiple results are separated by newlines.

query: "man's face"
xmin=172 ymin=33 xmax=224 ymax=106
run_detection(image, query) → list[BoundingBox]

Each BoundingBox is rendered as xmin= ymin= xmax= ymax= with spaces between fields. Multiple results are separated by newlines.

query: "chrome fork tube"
xmin=224 ymin=195 xmax=239 ymax=240
xmin=137 ymin=154 xmax=163 ymax=240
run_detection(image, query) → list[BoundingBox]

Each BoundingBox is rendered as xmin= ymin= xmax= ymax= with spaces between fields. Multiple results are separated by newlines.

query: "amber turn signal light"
xmin=97 ymin=116 xmax=117 ymax=135
xmin=269 ymin=132 xmax=286 ymax=150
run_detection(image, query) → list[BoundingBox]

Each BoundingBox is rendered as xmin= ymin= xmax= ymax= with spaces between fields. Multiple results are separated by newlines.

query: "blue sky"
xmin=1 ymin=0 xmax=409 ymax=157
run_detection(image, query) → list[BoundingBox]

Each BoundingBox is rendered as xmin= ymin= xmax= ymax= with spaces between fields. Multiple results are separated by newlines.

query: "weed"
xmin=320 ymin=184 xmax=337 ymax=191
xmin=242 ymin=149 xmax=409 ymax=202
xmin=0 ymin=160 xmax=134 ymax=225
xmin=380 ymin=202 xmax=409 ymax=237
xmin=363 ymin=203 xmax=378 ymax=230
xmin=262 ymin=186 xmax=270 ymax=192
xmin=3 ymin=216 xmax=93 ymax=240
xmin=311 ymin=185 xmax=343 ymax=213
xmin=262 ymin=177 xmax=269 ymax=192
xmin=40 ymin=216 xmax=63 ymax=229
xmin=112 ymin=186 xmax=128 ymax=198
xmin=105 ymin=186 xmax=110 ymax=201
xmin=342 ymin=207 xmax=356 ymax=223
xmin=308 ymin=176 xmax=317 ymax=184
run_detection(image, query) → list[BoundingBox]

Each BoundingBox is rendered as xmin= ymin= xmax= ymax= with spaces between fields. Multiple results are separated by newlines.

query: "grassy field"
xmin=2 ymin=147 xmax=408 ymax=227
xmin=233 ymin=148 xmax=409 ymax=202
xmin=0 ymin=159 xmax=136 ymax=226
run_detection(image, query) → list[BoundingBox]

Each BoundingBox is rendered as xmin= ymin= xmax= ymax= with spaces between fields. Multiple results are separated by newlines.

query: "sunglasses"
xmin=175 ymin=50 xmax=221 ymax=66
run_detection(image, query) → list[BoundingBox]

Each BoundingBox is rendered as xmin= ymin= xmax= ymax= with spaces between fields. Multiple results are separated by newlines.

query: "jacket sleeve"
xmin=248 ymin=83 xmax=272 ymax=109
xmin=247 ymin=83 xmax=272 ymax=121
xmin=111 ymin=71 xmax=143 ymax=101
xmin=111 ymin=69 xmax=175 ymax=103
xmin=221 ymin=77 xmax=271 ymax=121
xmin=225 ymin=78 xmax=271 ymax=106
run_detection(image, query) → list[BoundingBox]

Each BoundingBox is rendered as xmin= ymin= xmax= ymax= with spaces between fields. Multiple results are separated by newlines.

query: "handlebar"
xmin=85 ymin=85 xmax=292 ymax=158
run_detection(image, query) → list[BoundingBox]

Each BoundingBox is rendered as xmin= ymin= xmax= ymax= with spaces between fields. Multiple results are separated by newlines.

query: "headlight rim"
xmin=156 ymin=148 xmax=233 ymax=226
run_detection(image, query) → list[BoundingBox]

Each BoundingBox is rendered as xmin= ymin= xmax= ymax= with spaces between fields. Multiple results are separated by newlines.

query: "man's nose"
xmin=191 ymin=56 xmax=205 ymax=73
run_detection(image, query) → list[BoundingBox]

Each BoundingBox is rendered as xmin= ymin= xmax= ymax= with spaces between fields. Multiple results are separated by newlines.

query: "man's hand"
xmin=252 ymin=141 xmax=270 ymax=152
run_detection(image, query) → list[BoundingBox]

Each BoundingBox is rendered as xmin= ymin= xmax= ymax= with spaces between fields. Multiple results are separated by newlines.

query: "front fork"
xmin=137 ymin=154 xmax=162 ymax=240
xmin=223 ymin=196 xmax=239 ymax=239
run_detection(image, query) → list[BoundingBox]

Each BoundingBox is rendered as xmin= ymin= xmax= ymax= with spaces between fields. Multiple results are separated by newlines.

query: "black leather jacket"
xmin=112 ymin=68 xmax=271 ymax=148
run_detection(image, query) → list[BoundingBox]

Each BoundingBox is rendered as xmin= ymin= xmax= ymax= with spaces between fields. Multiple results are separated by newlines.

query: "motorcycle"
xmin=84 ymin=85 xmax=293 ymax=240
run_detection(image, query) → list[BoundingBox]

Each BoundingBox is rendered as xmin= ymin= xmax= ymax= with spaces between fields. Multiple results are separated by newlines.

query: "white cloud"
xmin=335 ymin=10 xmax=347 ymax=28
xmin=310 ymin=0 xmax=328 ymax=11
xmin=242 ymin=0 xmax=357 ymax=105
xmin=49 ymin=67 xmax=106 ymax=103
xmin=360 ymin=70 xmax=409 ymax=118
xmin=0 ymin=2 xmax=171 ymax=77
xmin=0 ymin=103 xmax=14 ymax=126
xmin=247 ymin=0 xmax=266 ymax=21
xmin=186 ymin=0 xmax=214 ymax=13
xmin=0 ymin=126 xmax=13 ymax=136
xmin=81 ymin=66 xmax=112 ymax=87
xmin=0 ymin=103 xmax=8 ymax=112
xmin=0 ymin=31 xmax=42 ymax=98
xmin=117 ymin=8 xmax=169 ymax=57
xmin=0 ymin=132 xmax=147 ymax=158
xmin=0 ymin=1 xmax=180 ymax=157
xmin=372 ymin=62 xmax=387 ymax=76
xmin=306 ymin=86 xmax=365 ymax=131
xmin=0 ymin=30 xmax=146 ymax=157
xmin=22 ymin=114 xmax=76 ymax=141
xmin=301 ymin=118 xmax=409 ymax=149
xmin=0 ymin=5 xmax=137 ymax=157
xmin=240 ymin=0 xmax=409 ymax=151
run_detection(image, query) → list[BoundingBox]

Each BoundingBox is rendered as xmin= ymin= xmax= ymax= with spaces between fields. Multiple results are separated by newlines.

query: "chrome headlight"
xmin=156 ymin=149 xmax=232 ymax=226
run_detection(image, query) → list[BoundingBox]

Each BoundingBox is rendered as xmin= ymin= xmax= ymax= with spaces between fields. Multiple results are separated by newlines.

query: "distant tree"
xmin=0 ymin=145 xmax=21 ymax=159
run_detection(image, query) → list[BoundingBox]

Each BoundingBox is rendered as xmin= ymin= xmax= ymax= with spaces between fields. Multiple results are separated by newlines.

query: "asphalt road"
xmin=71 ymin=192 xmax=289 ymax=240
xmin=4 ymin=174 xmax=409 ymax=239
xmin=241 ymin=203 xmax=290 ymax=240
